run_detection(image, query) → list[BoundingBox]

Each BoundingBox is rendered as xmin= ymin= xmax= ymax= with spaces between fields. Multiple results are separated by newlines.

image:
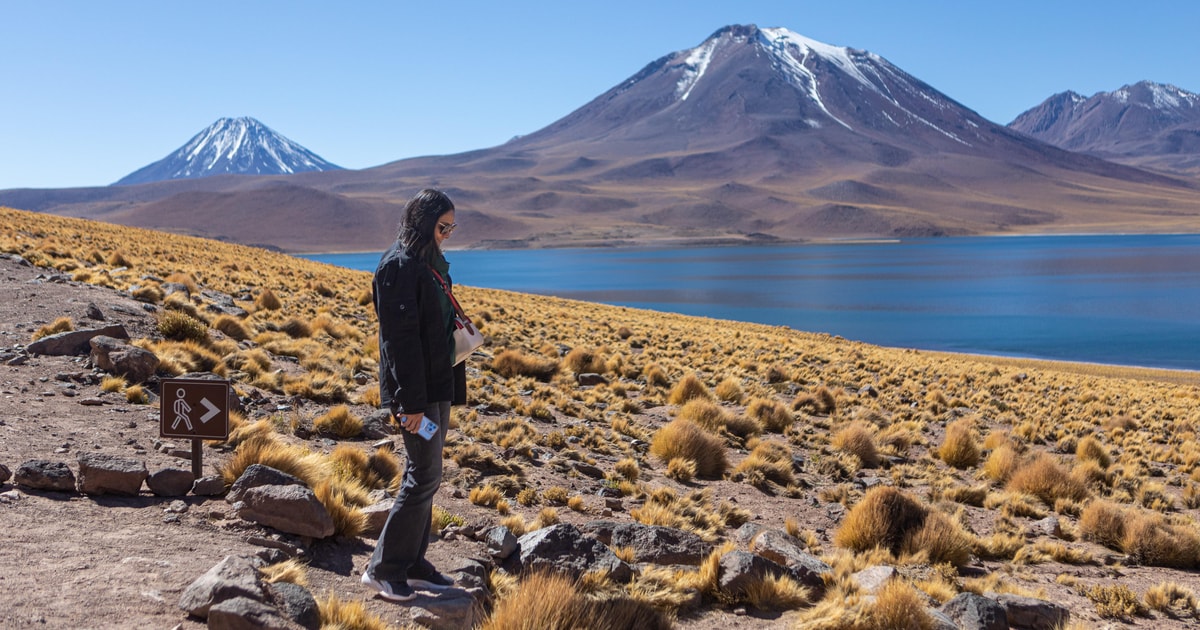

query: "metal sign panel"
xmin=159 ymin=378 xmax=230 ymax=440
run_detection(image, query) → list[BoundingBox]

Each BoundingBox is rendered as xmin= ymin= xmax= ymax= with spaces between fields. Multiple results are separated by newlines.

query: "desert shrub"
xmin=1122 ymin=513 xmax=1200 ymax=568
xmin=831 ymin=421 xmax=880 ymax=468
xmin=312 ymin=478 xmax=367 ymax=537
xmin=714 ymin=377 xmax=744 ymax=403
xmin=318 ymin=592 xmax=390 ymax=630
xmin=164 ymin=272 xmax=199 ymax=295
xmin=938 ymin=418 xmax=980 ymax=469
xmin=279 ymin=317 xmax=313 ymax=339
xmin=100 ymin=375 xmax=126 ymax=393
xmin=1075 ymin=435 xmax=1111 ymax=468
xmin=563 ymin=346 xmax=606 ymax=374
xmin=735 ymin=439 xmax=794 ymax=488
xmin=650 ymin=418 xmax=728 ymax=479
xmin=256 ymin=288 xmax=283 ymax=311
xmin=615 ymin=457 xmax=639 ymax=482
xmin=1086 ymin=583 xmax=1145 ymax=620
xmin=314 ymin=405 xmax=363 ymax=439
xmin=260 ymin=558 xmax=308 ymax=586
xmin=219 ymin=434 xmax=325 ymax=486
xmin=666 ymin=458 xmax=697 ymax=482
xmin=668 ymin=373 xmax=712 ymax=405
xmin=793 ymin=384 xmax=837 ymax=415
xmin=125 ymin=384 xmax=149 ymax=404
xmin=480 ymin=571 xmax=671 ymax=630
xmin=32 ymin=316 xmax=73 ymax=341
xmin=724 ymin=414 xmax=763 ymax=440
xmin=131 ymin=285 xmax=164 ymax=304
xmin=834 ymin=486 xmax=928 ymax=555
xmin=492 ymin=349 xmax=559 ymax=380
xmin=676 ymin=398 xmax=730 ymax=433
xmin=746 ymin=398 xmax=793 ymax=433
xmin=901 ymin=510 xmax=975 ymax=567
xmin=983 ymin=443 xmax=1020 ymax=483
xmin=158 ymin=310 xmax=209 ymax=343
xmin=211 ymin=314 xmax=250 ymax=341
xmin=1006 ymin=452 xmax=1089 ymax=506
xmin=867 ymin=579 xmax=937 ymax=630
xmin=643 ymin=363 xmax=670 ymax=387
xmin=1144 ymin=581 xmax=1198 ymax=617
xmin=1079 ymin=500 xmax=1129 ymax=550
xmin=470 ymin=484 xmax=505 ymax=508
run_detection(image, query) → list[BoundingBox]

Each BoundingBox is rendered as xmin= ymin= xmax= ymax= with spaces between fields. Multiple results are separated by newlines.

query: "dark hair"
xmin=398 ymin=188 xmax=455 ymax=263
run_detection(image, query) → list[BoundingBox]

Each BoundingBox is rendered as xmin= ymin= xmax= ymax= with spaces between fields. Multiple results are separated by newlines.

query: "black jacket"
xmin=373 ymin=241 xmax=466 ymax=414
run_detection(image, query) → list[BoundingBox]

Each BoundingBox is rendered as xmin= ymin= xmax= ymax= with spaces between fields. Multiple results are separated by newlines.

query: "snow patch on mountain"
xmin=676 ymin=39 xmax=717 ymax=101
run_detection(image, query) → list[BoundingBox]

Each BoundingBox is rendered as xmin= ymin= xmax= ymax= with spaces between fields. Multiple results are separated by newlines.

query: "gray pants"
xmin=368 ymin=400 xmax=450 ymax=581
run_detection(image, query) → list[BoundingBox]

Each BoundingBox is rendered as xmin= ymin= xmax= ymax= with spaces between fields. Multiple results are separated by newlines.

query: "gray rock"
xmin=748 ymin=529 xmax=832 ymax=589
xmin=178 ymin=555 xmax=268 ymax=617
xmin=732 ymin=521 xmax=766 ymax=546
xmin=360 ymin=497 xmax=394 ymax=538
xmin=85 ymin=303 xmax=104 ymax=320
xmin=515 ymin=523 xmax=633 ymax=582
xmin=608 ymin=522 xmax=712 ymax=566
xmin=267 ymin=581 xmax=321 ymax=630
xmin=0 ymin=462 xmax=10 ymax=484
xmin=577 ymin=373 xmax=609 ymax=386
xmin=76 ymin=452 xmax=147 ymax=496
xmin=14 ymin=460 xmax=76 ymax=492
xmin=484 ymin=526 xmax=518 ymax=560
xmin=193 ymin=475 xmax=227 ymax=496
xmin=147 ymin=467 xmax=195 ymax=497
xmin=449 ymin=558 xmax=491 ymax=592
xmin=360 ymin=409 xmax=396 ymax=439
xmin=89 ymin=335 xmax=159 ymax=384
xmin=717 ymin=550 xmax=794 ymax=598
xmin=406 ymin=589 xmax=484 ymax=630
xmin=206 ymin=596 xmax=302 ymax=630
xmin=940 ymin=592 xmax=1007 ymax=630
xmin=928 ymin=609 xmax=960 ymax=630
xmin=1025 ymin=516 xmax=1061 ymax=539
xmin=993 ymin=593 xmax=1070 ymax=630
xmin=851 ymin=565 xmax=897 ymax=593
xmin=27 ymin=324 xmax=128 ymax=356
xmin=227 ymin=464 xmax=307 ymax=503
xmin=236 ymin=484 xmax=335 ymax=539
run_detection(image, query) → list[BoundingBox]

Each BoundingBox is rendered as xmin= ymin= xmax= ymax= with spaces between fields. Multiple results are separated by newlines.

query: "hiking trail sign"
xmin=159 ymin=378 xmax=230 ymax=440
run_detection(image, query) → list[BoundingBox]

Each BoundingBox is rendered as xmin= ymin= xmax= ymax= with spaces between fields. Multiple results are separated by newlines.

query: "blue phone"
xmin=417 ymin=416 xmax=439 ymax=440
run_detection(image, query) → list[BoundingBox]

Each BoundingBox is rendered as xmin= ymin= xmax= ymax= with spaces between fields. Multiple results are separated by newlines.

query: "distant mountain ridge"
xmin=1009 ymin=81 xmax=1200 ymax=173
xmin=4 ymin=26 xmax=1200 ymax=252
xmin=114 ymin=117 xmax=341 ymax=186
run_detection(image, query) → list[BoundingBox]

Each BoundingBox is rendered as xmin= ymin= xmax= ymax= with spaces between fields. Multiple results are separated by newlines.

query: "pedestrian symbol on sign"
xmin=172 ymin=388 xmax=193 ymax=432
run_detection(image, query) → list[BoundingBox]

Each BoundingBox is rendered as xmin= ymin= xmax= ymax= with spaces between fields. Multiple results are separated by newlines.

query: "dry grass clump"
xmin=318 ymin=592 xmax=391 ymax=630
xmin=32 ymin=316 xmax=73 ymax=340
xmin=256 ymin=288 xmax=283 ymax=311
xmin=937 ymin=418 xmax=980 ymax=468
xmin=1075 ymin=435 xmax=1111 ymax=468
xmin=211 ymin=314 xmax=251 ymax=341
xmin=746 ymin=398 xmax=794 ymax=433
xmin=982 ymin=442 xmax=1021 ymax=483
xmin=1144 ymin=581 xmax=1198 ymax=617
xmin=481 ymin=571 xmax=671 ymax=630
xmin=735 ymin=439 xmax=795 ymax=489
xmin=1005 ymin=452 xmax=1089 ymax=506
xmin=1085 ymin=583 xmax=1145 ymax=620
xmin=1122 ymin=512 xmax=1200 ymax=569
xmin=793 ymin=384 xmax=837 ymax=415
xmin=492 ymin=349 xmax=559 ymax=380
xmin=831 ymin=421 xmax=879 ymax=468
xmin=650 ymin=418 xmax=728 ymax=479
xmin=675 ymin=398 xmax=730 ymax=433
xmin=313 ymin=405 xmax=362 ymax=439
xmin=714 ymin=377 xmax=744 ymax=403
xmin=158 ymin=310 xmax=209 ymax=343
xmin=866 ymin=579 xmax=938 ymax=630
xmin=563 ymin=346 xmax=607 ymax=374
xmin=668 ymin=373 xmax=712 ymax=405
xmin=834 ymin=486 xmax=927 ymax=556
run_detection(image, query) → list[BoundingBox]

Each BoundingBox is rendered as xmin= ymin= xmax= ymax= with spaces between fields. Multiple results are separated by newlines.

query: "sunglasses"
xmin=437 ymin=221 xmax=457 ymax=236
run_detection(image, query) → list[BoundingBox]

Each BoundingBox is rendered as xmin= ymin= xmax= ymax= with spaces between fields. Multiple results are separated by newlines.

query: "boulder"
xmin=717 ymin=550 xmax=794 ymax=598
xmin=851 ymin=565 xmax=898 ymax=593
xmin=235 ymin=484 xmax=335 ymax=539
xmin=484 ymin=526 xmax=518 ymax=560
xmin=76 ymin=452 xmax=147 ymax=496
xmin=515 ymin=523 xmax=633 ymax=582
xmin=178 ymin=555 xmax=268 ymax=617
xmin=227 ymin=464 xmax=307 ymax=503
xmin=193 ymin=475 xmax=227 ymax=496
xmin=206 ymin=596 xmax=303 ymax=630
xmin=147 ymin=467 xmax=196 ymax=497
xmin=14 ymin=459 xmax=76 ymax=492
xmin=406 ymin=589 xmax=484 ymax=630
xmin=89 ymin=335 xmax=159 ymax=384
xmin=940 ymin=592 xmax=1007 ymax=630
xmin=0 ymin=462 xmax=11 ymax=484
xmin=267 ymin=581 xmax=321 ymax=630
xmin=993 ymin=593 xmax=1070 ymax=630
xmin=748 ymin=528 xmax=832 ymax=589
xmin=361 ymin=497 xmax=394 ymax=538
xmin=586 ymin=521 xmax=712 ymax=566
xmin=28 ymin=325 xmax=128 ymax=356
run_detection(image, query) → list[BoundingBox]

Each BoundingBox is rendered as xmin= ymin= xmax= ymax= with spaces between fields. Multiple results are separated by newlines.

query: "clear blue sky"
xmin=2 ymin=0 xmax=1196 ymax=190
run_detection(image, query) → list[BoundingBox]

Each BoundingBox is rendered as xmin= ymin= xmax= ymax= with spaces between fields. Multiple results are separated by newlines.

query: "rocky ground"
xmin=3 ymin=250 xmax=1200 ymax=630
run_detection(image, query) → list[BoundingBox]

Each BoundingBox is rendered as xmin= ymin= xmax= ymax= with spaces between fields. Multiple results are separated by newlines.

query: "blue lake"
xmin=303 ymin=234 xmax=1200 ymax=372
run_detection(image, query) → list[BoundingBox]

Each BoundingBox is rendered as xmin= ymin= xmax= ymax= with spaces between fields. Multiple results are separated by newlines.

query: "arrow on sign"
xmin=199 ymin=397 xmax=220 ymax=423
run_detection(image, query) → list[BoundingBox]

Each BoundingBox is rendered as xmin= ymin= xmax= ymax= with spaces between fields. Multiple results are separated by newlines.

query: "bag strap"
xmin=428 ymin=267 xmax=470 ymax=321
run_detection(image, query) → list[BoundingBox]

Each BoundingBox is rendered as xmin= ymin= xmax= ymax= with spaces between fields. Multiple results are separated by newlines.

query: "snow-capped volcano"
xmin=1009 ymin=81 xmax=1200 ymax=173
xmin=114 ymin=117 xmax=341 ymax=185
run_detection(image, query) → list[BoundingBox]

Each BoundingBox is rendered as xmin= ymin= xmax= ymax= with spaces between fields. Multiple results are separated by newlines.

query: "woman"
xmin=362 ymin=188 xmax=466 ymax=602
